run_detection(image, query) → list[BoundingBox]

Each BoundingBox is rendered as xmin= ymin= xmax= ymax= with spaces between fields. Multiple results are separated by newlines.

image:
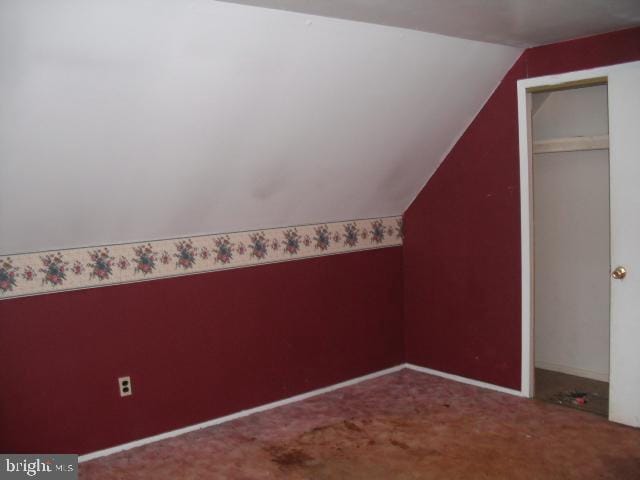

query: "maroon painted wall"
xmin=404 ymin=27 xmax=640 ymax=390
xmin=0 ymin=248 xmax=403 ymax=454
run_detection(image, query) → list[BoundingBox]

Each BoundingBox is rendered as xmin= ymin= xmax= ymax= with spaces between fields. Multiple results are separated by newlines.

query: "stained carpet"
xmin=80 ymin=369 xmax=640 ymax=479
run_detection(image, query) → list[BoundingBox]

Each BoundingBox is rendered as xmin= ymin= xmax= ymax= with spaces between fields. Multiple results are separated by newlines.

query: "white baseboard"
xmin=535 ymin=361 xmax=609 ymax=382
xmin=405 ymin=363 xmax=525 ymax=397
xmin=79 ymin=364 xmax=405 ymax=463
xmin=79 ymin=362 xmax=525 ymax=463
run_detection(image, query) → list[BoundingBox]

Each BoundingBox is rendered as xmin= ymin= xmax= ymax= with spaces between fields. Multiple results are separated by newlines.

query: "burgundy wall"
xmin=0 ymin=248 xmax=403 ymax=454
xmin=404 ymin=27 xmax=640 ymax=390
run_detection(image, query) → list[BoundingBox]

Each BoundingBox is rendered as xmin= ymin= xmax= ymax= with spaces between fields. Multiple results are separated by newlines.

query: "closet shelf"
xmin=532 ymin=134 xmax=609 ymax=154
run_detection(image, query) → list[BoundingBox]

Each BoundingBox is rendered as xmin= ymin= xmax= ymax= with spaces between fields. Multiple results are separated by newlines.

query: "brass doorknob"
xmin=612 ymin=266 xmax=627 ymax=280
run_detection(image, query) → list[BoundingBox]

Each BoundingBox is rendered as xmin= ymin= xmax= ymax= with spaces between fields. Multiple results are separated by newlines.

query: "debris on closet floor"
xmin=535 ymin=368 xmax=609 ymax=417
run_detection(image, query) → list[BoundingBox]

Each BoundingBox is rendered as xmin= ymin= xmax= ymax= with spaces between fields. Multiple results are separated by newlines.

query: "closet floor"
xmin=535 ymin=368 xmax=609 ymax=417
xmin=80 ymin=369 xmax=639 ymax=480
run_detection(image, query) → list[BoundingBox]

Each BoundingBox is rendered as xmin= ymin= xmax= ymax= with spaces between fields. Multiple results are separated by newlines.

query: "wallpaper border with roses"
xmin=0 ymin=216 xmax=402 ymax=300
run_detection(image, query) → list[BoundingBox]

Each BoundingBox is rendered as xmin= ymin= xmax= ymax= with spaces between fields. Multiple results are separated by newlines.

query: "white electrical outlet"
xmin=118 ymin=376 xmax=133 ymax=397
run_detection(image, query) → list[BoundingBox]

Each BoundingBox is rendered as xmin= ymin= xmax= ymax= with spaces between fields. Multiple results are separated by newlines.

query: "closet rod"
xmin=532 ymin=134 xmax=609 ymax=154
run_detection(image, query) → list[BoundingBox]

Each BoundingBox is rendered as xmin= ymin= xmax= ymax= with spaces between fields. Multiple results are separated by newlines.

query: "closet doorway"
xmin=531 ymin=83 xmax=610 ymax=416
xmin=518 ymin=61 xmax=640 ymax=428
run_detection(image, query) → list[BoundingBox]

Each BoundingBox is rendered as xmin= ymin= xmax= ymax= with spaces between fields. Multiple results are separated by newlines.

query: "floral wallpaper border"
xmin=0 ymin=217 xmax=402 ymax=300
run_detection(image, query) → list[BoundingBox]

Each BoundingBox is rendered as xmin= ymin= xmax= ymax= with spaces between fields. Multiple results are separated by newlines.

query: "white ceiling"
xmin=217 ymin=0 xmax=640 ymax=47
xmin=0 ymin=0 xmax=520 ymax=254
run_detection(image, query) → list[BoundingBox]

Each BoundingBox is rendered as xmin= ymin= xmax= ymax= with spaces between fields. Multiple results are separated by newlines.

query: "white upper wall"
xmin=0 ymin=0 xmax=520 ymax=254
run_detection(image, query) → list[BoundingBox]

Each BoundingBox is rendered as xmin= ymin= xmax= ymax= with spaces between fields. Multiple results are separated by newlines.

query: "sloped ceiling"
xmin=218 ymin=0 xmax=640 ymax=47
xmin=0 ymin=0 xmax=520 ymax=254
xmin=532 ymin=85 xmax=609 ymax=140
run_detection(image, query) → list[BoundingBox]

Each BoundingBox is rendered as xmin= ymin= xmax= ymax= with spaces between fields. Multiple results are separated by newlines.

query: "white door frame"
xmin=517 ymin=61 xmax=640 ymax=399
